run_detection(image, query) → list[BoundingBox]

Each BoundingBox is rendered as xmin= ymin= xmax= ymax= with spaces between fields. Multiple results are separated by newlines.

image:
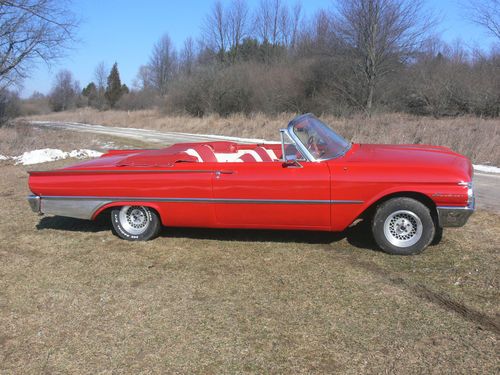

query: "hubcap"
xmin=383 ymin=210 xmax=423 ymax=248
xmin=118 ymin=206 xmax=150 ymax=235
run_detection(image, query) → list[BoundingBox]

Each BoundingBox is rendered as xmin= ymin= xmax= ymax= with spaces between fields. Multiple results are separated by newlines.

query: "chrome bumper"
xmin=28 ymin=195 xmax=41 ymax=214
xmin=436 ymin=196 xmax=475 ymax=227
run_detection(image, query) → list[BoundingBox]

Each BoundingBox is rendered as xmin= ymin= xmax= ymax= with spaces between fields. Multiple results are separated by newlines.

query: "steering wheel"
xmin=307 ymin=136 xmax=321 ymax=158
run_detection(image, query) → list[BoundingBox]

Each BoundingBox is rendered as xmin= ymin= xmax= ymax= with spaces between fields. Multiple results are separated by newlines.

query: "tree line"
xmin=1 ymin=0 xmax=500 ymax=124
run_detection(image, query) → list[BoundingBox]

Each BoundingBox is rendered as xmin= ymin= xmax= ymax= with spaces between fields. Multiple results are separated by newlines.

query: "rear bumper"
xmin=28 ymin=195 xmax=41 ymax=214
xmin=436 ymin=196 xmax=475 ymax=227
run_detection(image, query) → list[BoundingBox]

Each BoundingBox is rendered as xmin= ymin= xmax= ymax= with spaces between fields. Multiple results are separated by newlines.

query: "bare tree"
xmin=332 ymin=0 xmax=435 ymax=113
xmin=255 ymin=0 xmax=284 ymax=44
xmin=277 ymin=2 xmax=304 ymax=48
xmin=312 ymin=9 xmax=335 ymax=54
xmin=227 ymin=0 xmax=249 ymax=62
xmin=465 ymin=0 xmax=500 ymax=40
xmin=202 ymin=0 xmax=228 ymax=62
xmin=148 ymin=34 xmax=177 ymax=95
xmin=92 ymin=61 xmax=108 ymax=109
xmin=48 ymin=69 xmax=80 ymax=111
xmin=0 ymin=0 xmax=78 ymax=89
xmin=133 ymin=65 xmax=152 ymax=90
xmin=180 ymin=37 xmax=196 ymax=76
xmin=286 ymin=2 xmax=302 ymax=49
xmin=94 ymin=61 xmax=108 ymax=91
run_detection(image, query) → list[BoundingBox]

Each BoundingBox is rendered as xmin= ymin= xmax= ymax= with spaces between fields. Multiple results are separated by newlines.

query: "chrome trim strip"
xmin=331 ymin=200 xmax=364 ymax=204
xmin=32 ymin=195 xmax=364 ymax=220
xmin=280 ymin=129 xmax=287 ymax=162
xmin=40 ymin=195 xmax=364 ymax=205
xmin=29 ymin=169 xmax=217 ymax=175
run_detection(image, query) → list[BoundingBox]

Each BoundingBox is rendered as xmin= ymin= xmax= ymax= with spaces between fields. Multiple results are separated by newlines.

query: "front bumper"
xmin=436 ymin=195 xmax=475 ymax=227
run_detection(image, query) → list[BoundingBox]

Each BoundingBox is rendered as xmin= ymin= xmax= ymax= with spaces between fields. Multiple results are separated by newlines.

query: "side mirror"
xmin=282 ymin=159 xmax=298 ymax=168
xmin=282 ymin=155 xmax=301 ymax=168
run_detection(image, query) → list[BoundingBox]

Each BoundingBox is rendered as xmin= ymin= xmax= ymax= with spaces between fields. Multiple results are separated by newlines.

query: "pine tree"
xmin=82 ymin=82 xmax=98 ymax=107
xmin=105 ymin=63 xmax=123 ymax=108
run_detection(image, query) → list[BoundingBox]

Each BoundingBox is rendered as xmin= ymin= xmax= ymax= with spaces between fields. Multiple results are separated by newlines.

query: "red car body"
xmin=27 ymin=114 xmax=474 ymax=253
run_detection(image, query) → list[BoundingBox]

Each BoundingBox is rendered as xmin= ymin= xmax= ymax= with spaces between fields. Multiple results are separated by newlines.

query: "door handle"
xmin=215 ymin=170 xmax=234 ymax=179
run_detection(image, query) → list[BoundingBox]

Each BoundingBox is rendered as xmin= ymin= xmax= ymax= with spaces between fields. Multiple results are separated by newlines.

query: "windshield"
xmin=290 ymin=114 xmax=351 ymax=160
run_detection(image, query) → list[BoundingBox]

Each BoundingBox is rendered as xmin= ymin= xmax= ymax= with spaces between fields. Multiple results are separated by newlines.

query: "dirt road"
xmin=474 ymin=173 xmax=500 ymax=213
xmin=30 ymin=120 xmax=499 ymax=213
xmin=30 ymin=120 xmax=269 ymax=144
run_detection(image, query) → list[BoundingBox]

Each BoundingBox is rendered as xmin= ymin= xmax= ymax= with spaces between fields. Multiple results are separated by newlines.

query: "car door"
xmin=212 ymin=161 xmax=331 ymax=229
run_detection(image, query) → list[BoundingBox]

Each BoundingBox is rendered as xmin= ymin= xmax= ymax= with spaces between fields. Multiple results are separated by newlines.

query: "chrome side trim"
xmin=29 ymin=169 xmax=217 ymax=175
xmin=31 ymin=195 xmax=364 ymax=220
xmin=42 ymin=198 xmax=112 ymax=220
xmin=40 ymin=195 xmax=364 ymax=205
xmin=331 ymin=200 xmax=364 ymax=204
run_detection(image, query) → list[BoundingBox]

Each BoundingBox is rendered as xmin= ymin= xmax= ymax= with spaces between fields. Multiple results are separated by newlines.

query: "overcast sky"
xmin=20 ymin=0 xmax=499 ymax=97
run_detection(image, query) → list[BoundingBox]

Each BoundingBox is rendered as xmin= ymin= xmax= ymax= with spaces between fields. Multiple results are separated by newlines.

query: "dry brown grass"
xmin=26 ymin=108 xmax=500 ymax=165
xmin=0 ymin=147 xmax=499 ymax=372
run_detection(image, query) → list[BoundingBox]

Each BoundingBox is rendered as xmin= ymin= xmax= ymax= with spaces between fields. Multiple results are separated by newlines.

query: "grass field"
xmin=26 ymin=108 xmax=500 ymax=165
xmin=0 ymin=126 xmax=498 ymax=373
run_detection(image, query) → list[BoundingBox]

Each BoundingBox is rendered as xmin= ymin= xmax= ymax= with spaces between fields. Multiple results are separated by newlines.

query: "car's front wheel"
xmin=111 ymin=206 xmax=161 ymax=241
xmin=372 ymin=198 xmax=435 ymax=255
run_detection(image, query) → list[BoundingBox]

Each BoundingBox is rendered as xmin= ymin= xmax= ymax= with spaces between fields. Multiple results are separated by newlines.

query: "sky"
xmin=20 ymin=0 xmax=499 ymax=97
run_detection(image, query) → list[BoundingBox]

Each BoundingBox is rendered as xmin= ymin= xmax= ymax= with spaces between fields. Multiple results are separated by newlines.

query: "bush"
xmin=0 ymin=89 xmax=21 ymax=126
xmin=116 ymin=89 xmax=163 ymax=111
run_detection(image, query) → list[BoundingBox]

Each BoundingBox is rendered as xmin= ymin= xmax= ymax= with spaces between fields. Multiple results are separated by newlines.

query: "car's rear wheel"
xmin=372 ymin=198 xmax=435 ymax=255
xmin=111 ymin=206 xmax=161 ymax=241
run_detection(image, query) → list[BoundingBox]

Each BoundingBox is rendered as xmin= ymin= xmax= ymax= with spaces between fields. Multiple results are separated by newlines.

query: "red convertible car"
xmin=27 ymin=114 xmax=474 ymax=255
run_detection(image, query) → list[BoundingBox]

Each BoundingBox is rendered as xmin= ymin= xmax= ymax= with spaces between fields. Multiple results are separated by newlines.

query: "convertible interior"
xmin=182 ymin=143 xmax=280 ymax=163
xmin=106 ymin=141 xmax=289 ymax=168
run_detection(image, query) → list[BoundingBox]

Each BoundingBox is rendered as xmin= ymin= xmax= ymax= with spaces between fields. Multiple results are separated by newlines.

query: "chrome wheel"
xmin=118 ymin=206 xmax=150 ymax=236
xmin=383 ymin=210 xmax=423 ymax=248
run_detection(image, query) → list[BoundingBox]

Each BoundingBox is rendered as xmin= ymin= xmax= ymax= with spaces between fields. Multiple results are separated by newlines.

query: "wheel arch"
xmin=92 ymin=202 xmax=164 ymax=223
xmin=359 ymin=191 xmax=438 ymax=224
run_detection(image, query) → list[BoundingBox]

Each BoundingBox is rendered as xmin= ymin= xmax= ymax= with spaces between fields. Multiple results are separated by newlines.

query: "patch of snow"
xmin=0 ymin=155 xmax=9 ymax=161
xmin=14 ymin=149 xmax=68 ymax=165
xmin=473 ymin=164 xmax=500 ymax=174
xmin=12 ymin=148 xmax=103 ymax=165
xmin=68 ymin=149 xmax=103 ymax=159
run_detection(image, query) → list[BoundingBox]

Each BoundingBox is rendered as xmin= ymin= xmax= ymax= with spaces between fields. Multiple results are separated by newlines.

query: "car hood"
xmin=342 ymin=144 xmax=473 ymax=182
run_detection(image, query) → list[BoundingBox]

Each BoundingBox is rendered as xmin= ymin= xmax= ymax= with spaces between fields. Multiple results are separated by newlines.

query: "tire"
xmin=372 ymin=198 xmax=435 ymax=255
xmin=111 ymin=206 xmax=161 ymax=241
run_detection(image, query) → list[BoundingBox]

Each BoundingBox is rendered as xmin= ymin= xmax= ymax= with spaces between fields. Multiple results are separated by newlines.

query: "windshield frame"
xmin=286 ymin=113 xmax=351 ymax=162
